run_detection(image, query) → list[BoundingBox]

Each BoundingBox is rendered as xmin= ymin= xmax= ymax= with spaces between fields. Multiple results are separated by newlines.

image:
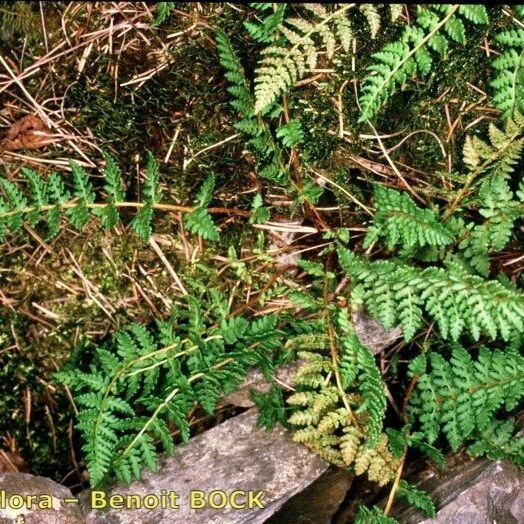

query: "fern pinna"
xmin=56 ymin=294 xmax=305 ymax=487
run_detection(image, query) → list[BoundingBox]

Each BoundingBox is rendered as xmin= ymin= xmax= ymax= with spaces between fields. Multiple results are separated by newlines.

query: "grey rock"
xmin=352 ymin=308 xmax=402 ymax=355
xmin=219 ymin=360 xmax=303 ymax=408
xmin=0 ymin=472 xmax=85 ymax=524
xmin=80 ymin=408 xmax=329 ymax=524
xmin=266 ymin=466 xmax=354 ymax=524
xmin=391 ymin=459 xmax=524 ymax=524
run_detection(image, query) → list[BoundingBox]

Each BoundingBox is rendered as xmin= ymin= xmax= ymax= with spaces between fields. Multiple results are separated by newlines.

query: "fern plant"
xmin=339 ymin=249 xmax=524 ymax=342
xmin=152 ymin=2 xmax=176 ymax=26
xmin=363 ymin=183 xmax=455 ymax=251
xmin=358 ymin=4 xmax=489 ymax=121
xmin=410 ymin=344 xmax=524 ymax=451
xmin=244 ymin=3 xmax=287 ymax=44
xmin=216 ymin=30 xmax=290 ymax=184
xmin=468 ymin=419 xmax=524 ymax=466
xmin=450 ymin=114 xmax=524 ymax=274
xmin=56 ymin=290 xmax=312 ymax=486
xmin=254 ymin=3 xmax=404 ymax=114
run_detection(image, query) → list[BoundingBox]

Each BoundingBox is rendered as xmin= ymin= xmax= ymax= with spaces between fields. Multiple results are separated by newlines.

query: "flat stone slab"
xmin=80 ymin=408 xmax=329 ymax=523
xmin=391 ymin=458 xmax=524 ymax=524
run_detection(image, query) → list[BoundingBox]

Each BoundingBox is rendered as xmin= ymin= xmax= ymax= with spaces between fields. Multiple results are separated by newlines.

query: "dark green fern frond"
xmin=454 ymin=116 xmax=524 ymax=274
xmin=244 ymin=3 xmax=287 ymax=44
xmin=359 ymin=4 xmax=489 ymax=121
xmin=410 ymin=344 xmax=524 ymax=451
xmin=396 ymin=480 xmax=436 ymax=518
xmin=131 ymin=152 xmax=162 ymax=241
xmin=456 ymin=173 xmax=522 ymax=276
xmin=66 ymin=161 xmax=96 ymax=230
xmin=468 ymin=419 xmax=524 ymax=466
xmin=184 ymin=174 xmax=219 ymax=241
xmin=56 ymin=301 xmax=298 ymax=486
xmin=355 ymin=505 xmax=399 ymax=524
xmin=337 ymin=308 xmax=386 ymax=447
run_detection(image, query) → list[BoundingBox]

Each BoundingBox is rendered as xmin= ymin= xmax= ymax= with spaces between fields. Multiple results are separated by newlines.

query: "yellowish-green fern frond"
xmin=462 ymin=116 xmax=524 ymax=178
xmin=286 ymin=350 xmax=399 ymax=486
xmin=359 ymin=4 xmax=381 ymax=39
xmin=254 ymin=4 xmax=394 ymax=113
xmin=390 ymin=4 xmax=404 ymax=22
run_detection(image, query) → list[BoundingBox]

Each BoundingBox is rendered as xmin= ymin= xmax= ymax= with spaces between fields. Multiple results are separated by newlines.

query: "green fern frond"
xmin=410 ymin=344 xmax=524 ymax=451
xmin=153 ymin=2 xmax=176 ymax=26
xmin=244 ymin=3 xmax=287 ymax=44
xmin=338 ymin=249 xmax=524 ymax=342
xmin=396 ymin=480 xmax=436 ymax=518
xmin=359 ymin=4 xmax=488 ymax=121
xmin=337 ymin=308 xmax=386 ymax=447
xmin=468 ymin=419 xmax=524 ymax=466
xmin=457 ymin=174 xmax=522 ymax=276
xmin=355 ymin=506 xmax=399 ymax=524
xmin=364 ymin=184 xmax=455 ymax=251
xmin=491 ymin=26 xmax=524 ymax=122
xmin=56 ymin=300 xmax=300 ymax=486
xmin=184 ymin=207 xmax=219 ymax=241
xmin=454 ymin=118 xmax=524 ymax=275
xmin=275 ymin=119 xmax=304 ymax=148
xmin=216 ymin=30 xmax=290 ymax=184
